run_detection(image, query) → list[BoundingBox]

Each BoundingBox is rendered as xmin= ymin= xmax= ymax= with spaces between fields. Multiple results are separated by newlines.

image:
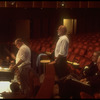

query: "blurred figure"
xmin=1 ymin=82 xmax=25 ymax=99
xmin=2 ymin=56 xmax=11 ymax=67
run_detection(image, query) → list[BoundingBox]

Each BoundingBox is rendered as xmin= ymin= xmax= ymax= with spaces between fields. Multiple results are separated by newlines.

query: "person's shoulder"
xmin=62 ymin=35 xmax=69 ymax=42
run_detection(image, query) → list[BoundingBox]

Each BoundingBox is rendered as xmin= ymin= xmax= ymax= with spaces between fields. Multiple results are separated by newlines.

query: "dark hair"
xmin=10 ymin=82 xmax=20 ymax=93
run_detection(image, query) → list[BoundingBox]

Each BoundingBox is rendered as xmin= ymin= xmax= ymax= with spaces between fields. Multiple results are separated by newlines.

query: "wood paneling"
xmin=79 ymin=1 xmax=88 ymax=8
xmin=0 ymin=1 xmax=5 ymax=7
xmin=15 ymin=20 xmax=30 ymax=41
xmin=0 ymin=1 xmax=100 ymax=8
xmin=33 ymin=1 xmax=42 ymax=8
xmin=57 ymin=1 xmax=79 ymax=8
xmin=65 ymin=1 xmax=79 ymax=8
xmin=41 ymin=18 xmax=49 ymax=37
xmin=56 ymin=1 xmax=62 ymax=8
xmin=94 ymin=1 xmax=100 ymax=8
xmin=5 ymin=1 xmax=16 ymax=8
xmin=88 ymin=1 xmax=95 ymax=8
xmin=42 ymin=1 xmax=57 ymax=8
xmin=33 ymin=18 xmax=41 ymax=38
xmin=16 ymin=1 xmax=33 ymax=8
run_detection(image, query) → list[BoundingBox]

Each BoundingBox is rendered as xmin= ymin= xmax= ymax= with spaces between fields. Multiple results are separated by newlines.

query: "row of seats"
xmin=30 ymin=33 xmax=100 ymax=98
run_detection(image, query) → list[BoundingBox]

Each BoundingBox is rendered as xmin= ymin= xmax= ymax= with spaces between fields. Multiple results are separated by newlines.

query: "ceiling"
xmin=0 ymin=1 xmax=100 ymax=8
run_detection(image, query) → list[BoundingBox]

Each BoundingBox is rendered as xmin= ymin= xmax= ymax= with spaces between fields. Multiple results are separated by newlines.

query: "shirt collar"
xmin=59 ymin=35 xmax=66 ymax=39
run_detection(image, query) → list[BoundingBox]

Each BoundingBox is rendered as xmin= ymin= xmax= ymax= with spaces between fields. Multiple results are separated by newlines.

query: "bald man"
xmin=49 ymin=25 xmax=70 ymax=79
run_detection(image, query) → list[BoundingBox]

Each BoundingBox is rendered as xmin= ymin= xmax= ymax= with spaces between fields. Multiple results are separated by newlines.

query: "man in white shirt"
xmin=10 ymin=38 xmax=33 ymax=97
xmin=49 ymin=25 xmax=70 ymax=79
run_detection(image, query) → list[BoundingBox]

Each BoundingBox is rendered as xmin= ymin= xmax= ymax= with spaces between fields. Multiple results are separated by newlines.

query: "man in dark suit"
xmin=58 ymin=52 xmax=100 ymax=98
xmin=82 ymin=51 xmax=100 ymax=78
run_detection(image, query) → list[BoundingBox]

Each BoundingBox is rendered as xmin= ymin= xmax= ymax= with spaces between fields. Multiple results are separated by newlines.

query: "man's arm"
xmin=10 ymin=59 xmax=23 ymax=70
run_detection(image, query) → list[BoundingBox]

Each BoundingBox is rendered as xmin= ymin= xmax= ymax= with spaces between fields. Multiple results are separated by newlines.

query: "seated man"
xmin=58 ymin=53 xmax=100 ymax=98
xmin=1 ymin=82 xmax=26 ymax=99
xmin=81 ymin=51 xmax=100 ymax=78
xmin=70 ymin=51 xmax=100 ymax=80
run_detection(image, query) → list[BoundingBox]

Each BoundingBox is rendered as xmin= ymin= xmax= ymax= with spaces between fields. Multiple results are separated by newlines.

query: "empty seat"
xmin=85 ymin=50 xmax=94 ymax=59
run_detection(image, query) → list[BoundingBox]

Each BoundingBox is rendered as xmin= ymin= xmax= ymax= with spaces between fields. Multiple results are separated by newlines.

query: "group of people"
xmin=1 ymin=24 xmax=100 ymax=99
xmin=36 ymin=25 xmax=100 ymax=98
xmin=47 ymin=25 xmax=100 ymax=98
xmin=0 ymin=38 xmax=36 ymax=98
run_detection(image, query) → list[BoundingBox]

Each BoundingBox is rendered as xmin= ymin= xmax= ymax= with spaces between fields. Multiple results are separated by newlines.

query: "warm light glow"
xmin=73 ymin=62 xmax=79 ymax=66
xmin=3 ymin=68 xmax=9 ymax=70
xmin=84 ymin=66 xmax=89 ymax=69
xmin=61 ymin=3 xmax=64 ymax=7
xmin=40 ymin=60 xmax=50 ymax=63
xmin=67 ymin=60 xmax=73 ymax=64
xmin=63 ymin=19 xmax=77 ymax=34
xmin=0 ymin=81 xmax=11 ymax=93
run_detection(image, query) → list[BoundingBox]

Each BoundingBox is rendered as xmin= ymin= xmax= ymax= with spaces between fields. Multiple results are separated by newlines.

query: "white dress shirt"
xmin=55 ymin=35 xmax=69 ymax=58
xmin=16 ymin=44 xmax=31 ymax=68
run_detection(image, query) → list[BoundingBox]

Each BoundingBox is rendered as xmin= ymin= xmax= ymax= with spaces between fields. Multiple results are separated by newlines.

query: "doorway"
xmin=63 ymin=19 xmax=77 ymax=34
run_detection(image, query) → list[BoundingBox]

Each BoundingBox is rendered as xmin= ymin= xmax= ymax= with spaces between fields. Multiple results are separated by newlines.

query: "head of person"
xmin=6 ymin=56 xmax=10 ymax=61
xmin=97 ymin=56 xmax=100 ymax=71
xmin=10 ymin=82 xmax=20 ymax=93
xmin=57 ymin=25 xmax=67 ymax=36
xmin=14 ymin=38 xmax=24 ymax=49
xmin=92 ymin=51 xmax=100 ymax=63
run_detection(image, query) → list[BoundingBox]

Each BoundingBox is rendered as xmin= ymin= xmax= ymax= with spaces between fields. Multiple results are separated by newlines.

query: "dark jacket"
xmin=83 ymin=62 xmax=98 ymax=77
xmin=87 ymin=71 xmax=100 ymax=92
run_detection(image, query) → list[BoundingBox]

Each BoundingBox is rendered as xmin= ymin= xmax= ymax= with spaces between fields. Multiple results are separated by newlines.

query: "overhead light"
xmin=61 ymin=1 xmax=65 ymax=8
xmin=61 ymin=3 xmax=65 ymax=7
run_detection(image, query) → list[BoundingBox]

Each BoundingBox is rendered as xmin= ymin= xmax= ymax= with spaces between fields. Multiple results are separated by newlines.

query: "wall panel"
xmin=65 ymin=1 xmax=79 ymax=8
xmin=5 ymin=1 xmax=16 ymax=8
xmin=0 ymin=1 xmax=5 ymax=7
xmin=94 ymin=1 xmax=100 ymax=8
xmin=41 ymin=18 xmax=49 ymax=37
xmin=79 ymin=1 xmax=88 ymax=8
xmin=88 ymin=1 xmax=95 ymax=8
xmin=33 ymin=1 xmax=42 ymax=8
xmin=42 ymin=1 xmax=57 ymax=8
xmin=16 ymin=1 xmax=33 ymax=8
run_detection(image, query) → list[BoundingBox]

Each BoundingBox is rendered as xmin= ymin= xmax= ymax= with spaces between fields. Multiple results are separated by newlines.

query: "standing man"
xmin=49 ymin=25 xmax=70 ymax=79
xmin=10 ymin=38 xmax=32 ymax=97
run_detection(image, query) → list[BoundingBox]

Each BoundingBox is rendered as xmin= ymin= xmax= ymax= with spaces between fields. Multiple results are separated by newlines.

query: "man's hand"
xmin=9 ymin=65 xmax=18 ymax=73
xmin=11 ymin=53 xmax=16 ymax=60
xmin=49 ymin=61 xmax=56 ymax=64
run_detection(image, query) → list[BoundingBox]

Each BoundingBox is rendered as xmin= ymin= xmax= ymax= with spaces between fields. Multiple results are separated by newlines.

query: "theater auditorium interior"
xmin=0 ymin=1 xmax=100 ymax=99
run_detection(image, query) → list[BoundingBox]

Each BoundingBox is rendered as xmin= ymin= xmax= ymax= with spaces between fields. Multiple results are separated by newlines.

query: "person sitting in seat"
xmin=1 ymin=82 xmax=26 ymax=99
xmin=58 ymin=53 xmax=100 ymax=98
xmin=81 ymin=51 xmax=100 ymax=78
